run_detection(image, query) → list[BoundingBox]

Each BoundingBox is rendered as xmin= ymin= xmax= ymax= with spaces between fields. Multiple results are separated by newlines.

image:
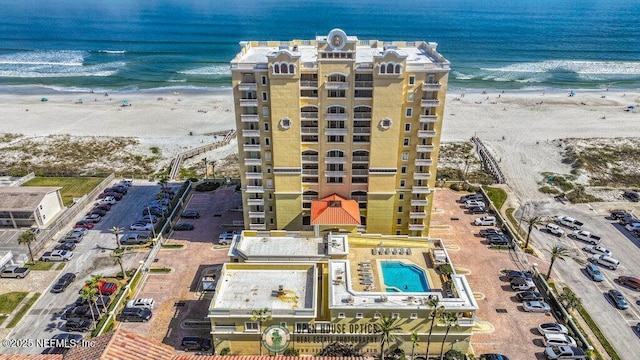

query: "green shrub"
xmin=219 ymin=347 xmax=231 ymax=355
xmin=195 ymin=182 xmax=220 ymax=192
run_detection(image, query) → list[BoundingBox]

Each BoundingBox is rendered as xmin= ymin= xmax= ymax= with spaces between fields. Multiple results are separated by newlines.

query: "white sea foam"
xmin=0 ymin=50 xmax=86 ymax=66
xmin=0 ymin=59 xmax=126 ymax=78
xmin=98 ymin=50 xmax=126 ymax=54
xmin=178 ymin=64 xmax=230 ymax=76
xmin=483 ymin=60 xmax=640 ymax=75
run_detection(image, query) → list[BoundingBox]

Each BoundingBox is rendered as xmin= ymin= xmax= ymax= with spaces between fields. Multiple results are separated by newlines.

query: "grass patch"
xmin=539 ymin=185 xmax=561 ymax=194
xmin=0 ymin=133 xmax=23 ymax=143
xmin=7 ymin=292 xmax=40 ymax=328
xmin=149 ymin=146 xmax=160 ymax=155
xmin=0 ymin=315 xmax=6 ymax=325
xmin=0 ymin=292 xmax=29 ymax=314
xmin=56 ymin=262 xmax=66 ymax=270
xmin=489 ymin=245 xmax=513 ymax=250
xmin=161 ymin=244 xmax=184 ymax=249
xmin=24 ymin=261 xmax=54 ymax=271
xmin=23 ymin=176 xmax=105 ymax=206
xmin=484 ymin=186 xmax=507 ymax=211
xmin=149 ymin=267 xmax=172 ymax=273
xmin=505 ymin=207 xmax=526 ymax=238
xmin=577 ymin=306 xmax=621 ymax=360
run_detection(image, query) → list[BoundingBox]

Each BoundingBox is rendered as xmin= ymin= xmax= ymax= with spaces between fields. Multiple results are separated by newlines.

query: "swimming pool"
xmin=380 ymin=261 xmax=430 ymax=292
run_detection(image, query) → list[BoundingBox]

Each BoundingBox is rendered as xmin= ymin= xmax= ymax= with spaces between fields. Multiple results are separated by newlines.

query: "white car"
xmin=465 ymin=200 xmax=486 ymax=209
xmin=474 ymin=216 xmax=497 ymax=226
xmin=130 ymin=223 xmax=153 ymax=231
xmin=126 ymin=298 xmax=155 ymax=309
xmin=523 ymin=300 xmax=550 ymax=313
xmin=545 ymin=223 xmax=565 ymax=237
xmin=544 ymin=333 xmax=577 ymax=347
xmin=544 ymin=345 xmax=586 ymax=359
xmin=95 ymin=196 xmax=116 ymax=205
xmin=582 ymin=245 xmax=611 ymax=257
xmin=538 ymin=323 xmax=569 ymax=335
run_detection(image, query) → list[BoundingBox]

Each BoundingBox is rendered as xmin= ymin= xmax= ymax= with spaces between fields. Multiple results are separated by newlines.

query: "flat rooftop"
xmin=229 ymin=233 xmax=326 ymax=261
xmin=210 ymin=263 xmax=317 ymax=318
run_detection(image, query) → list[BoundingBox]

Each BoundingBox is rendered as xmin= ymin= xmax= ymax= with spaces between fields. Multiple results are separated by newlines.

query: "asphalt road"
xmin=2 ymin=180 xmax=165 ymax=354
xmin=521 ymin=199 xmax=640 ymax=359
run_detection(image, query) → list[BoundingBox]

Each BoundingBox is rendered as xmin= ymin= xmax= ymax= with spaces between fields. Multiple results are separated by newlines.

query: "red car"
xmin=83 ymin=279 xmax=118 ymax=295
xmin=617 ymin=276 xmax=640 ymax=291
xmin=74 ymin=220 xmax=94 ymax=229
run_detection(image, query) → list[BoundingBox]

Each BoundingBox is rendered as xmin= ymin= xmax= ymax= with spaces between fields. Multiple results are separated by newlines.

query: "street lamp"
xmin=203 ymin=158 xmax=208 ymax=179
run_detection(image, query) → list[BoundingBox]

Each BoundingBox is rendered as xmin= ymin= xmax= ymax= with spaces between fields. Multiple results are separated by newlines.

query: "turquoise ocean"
xmin=1 ymin=0 xmax=640 ymax=93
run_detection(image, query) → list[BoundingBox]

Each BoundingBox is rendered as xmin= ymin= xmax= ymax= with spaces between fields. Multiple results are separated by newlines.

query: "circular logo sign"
xmin=262 ymin=324 xmax=291 ymax=353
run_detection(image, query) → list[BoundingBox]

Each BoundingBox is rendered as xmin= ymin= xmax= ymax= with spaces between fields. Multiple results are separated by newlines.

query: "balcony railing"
xmin=355 ymin=81 xmax=373 ymax=88
xmin=412 ymin=186 xmax=431 ymax=194
xmin=326 ymin=81 xmax=349 ymax=90
xmin=248 ymin=211 xmax=266 ymax=218
xmin=242 ymin=129 xmax=260 ymax=137
xmin=300 ymin=112 xmax=319 ymax=119
xmin=302 ymin=169 xmax=318 ymax=175
xmin=246 ymin=172 xmax=263 ymax=179
xmin=244 ymin=158 xmax=262 ymax=166
xmin=246 ymin=186 xmax=264 ymax=193
xmin=240 ymin=99 xmax=259 ymax=107
xmin=422 ymin=82 xmax=442 ymax=91
xmin=408 ymin=224 xmax=424 ymax=231
xmin=410 ymin=211 xmax=427 ymax=219
xmin=351 ymin=169 xmax=368 ymax=176
xmin=247 ymin=198 xmax=264 ymax=206
xmin=302 ymin=155 xmax=318 ymax=162
xmin=325 ymin=171 xmax=346 ymax=177
xmin=243 ymin=144 xmax=261 ymax=152
xmin=326 ymin=114 xmax=348 ymax=121
xmin=411 ymin=199 xmax=429 ymax=206
xmin=413 ymin=172 xmax=431 ymax=180
xmin=325 ymin=127 xmax=347 ymax=136
xmin=351 ymin=195 xmax=367 ymax=202
xmin=301 ymin=127 xmax=318 ymax=134
xmin=352 ymin=156 xmax=369 ymax=163
xmin=241 ymin=114 xmax=259 ymax=122
xmin=325 ymin=157 xmax=347 ymax=164
xmin=416 ymin=145 xmax=435 ymax=153
xmin=300 ymin=80 xmax=318 ymax=88
xmin=354 ymin=112 xmax=372 ymax=119
xmin=238 ymin=82 xmax=258 ymax=91
xmin=352 ymin=127 xmax=371 ymax=134
xmin=249 ymin=223 xmax=267 ymax=230
xmin=418 ymin=130 xmax=437 ymax=138
xmin=419 ymin=114 xmax=438 ymax=123
xmin=421 ymin=99 xmax=440 ymax=107
xmin=415 ymin=158 xmax=433 ymax=167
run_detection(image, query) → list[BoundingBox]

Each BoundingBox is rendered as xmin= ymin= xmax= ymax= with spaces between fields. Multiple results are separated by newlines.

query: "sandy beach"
xmin=0 ymin=88 xmax=639 ymax=200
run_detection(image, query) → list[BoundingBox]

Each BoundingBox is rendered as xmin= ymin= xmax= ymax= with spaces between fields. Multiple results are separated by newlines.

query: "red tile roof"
xmin=64 ymin=329 xmax=174 ymax=360
xmin=311 ymin=194 xmax=361 ymax=225
xmin=0 ymin=356 xmax=63 ymax=360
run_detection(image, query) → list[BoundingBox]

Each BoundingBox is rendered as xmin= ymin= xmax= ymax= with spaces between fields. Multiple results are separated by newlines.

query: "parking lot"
xmin=1 ymin=179 xmax=168 ymax=354
xmin=430 ymin=189 xmax=557 ymax=360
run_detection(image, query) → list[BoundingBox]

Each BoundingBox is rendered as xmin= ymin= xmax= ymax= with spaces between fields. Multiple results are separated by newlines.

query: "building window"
xmin=410 ymin=313 xmax=418 ymax=319
xmin=264 ymin=122 xmax=270 ymax=131
xmin=401 ymin=152 xmax=408 ymax=161
xmin=261 ymin=76 xmax=267 ymax=85
xmin=269 ymin=206 xmax=273 ymax=213
xmin=245 ymin=322 xmax=259 ymax=331
xmin=427 ymin=74 xmax=435 ymax=84
xmin=262 ymin=106 xmax=269 ymax=117
xmin=327 ymin=135 xmax=344 ymax=143
xmin=405 ymin=108 xmax=413 ymax=117
xmin=266 ymin=166 xmax=272 ymax=174
xmin=404 ymin=123 xmax=411 ymax=132
xmin=380 ymin=118 xmax=392 ymax=130
xmin=265 ymin=137 xmax=270 ymax=146
xmin=401 ymin=166 xmax=407 ymax=174
xmin=356 ymin=313 xmax=363 ymax=319
xmin=279 ymin=118 xmax=291 ymax=130
xmin=403 ymin=138 xmax=409 ymax=147
xmin=328 ymin=90 xmax=346 ymax=98
xmin=338 ymin=313 xmax=346 ymax=319
xmin=266 ymin=179 xmax=273 ymax=188
xmin=327 ymin=177 xmax=343 ymax=184
xmin=396 ymin=230 xmax=401 ymax=235
xmin=398 ymin=193 xmax=404 ymax=200
xmin=270 ymin=218 xmax=274 ymax=224
xmin=400 ymin=179 xmax=406 ymax=188
xmin=397 ymin=218 xmax=402 ymax=225
xmin=268 ymin=193 xmax=273 ymax=200
xmin=262 ymin=92 xmax=268 ymax=101
xmin=398 ymin=206 xmax=403 ymax=213
xmin=407 ymin=91 xmax=415 ymax=102
xmin=408 ymin=76 xmax=415 ymax=85
xmin=265 ymin=151 xmax=272 ymax=161
xmin=392 ymin=313 xmax=400 ymax=319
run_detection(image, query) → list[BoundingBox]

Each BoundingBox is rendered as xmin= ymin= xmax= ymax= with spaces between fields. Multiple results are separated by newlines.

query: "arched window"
xmin=281 ymin=63 xmax=288 ymax=74
xmin=386 ymin=63 xmax=394 ymax=74
xmin=327 ymin=73 xmax=346 ymax=82
xmin=289 ymin=64 xmax=295 ymax=74
xmin=302 ymin=149 xmax=318 ymax=156
xmin=327 ymin=105 xmax=346 ymax=114
xmin=274 ymin=64 xmax=280 ymax=74
xmin=395 ymin=64 xmax=402 ymax=74
xmin=380 ymin=63 xmax=386 ymax=74
xmin=354 ymin=105 xmax=372 ymax=118
xmin=352 ymin=150 xmax=369 ymax=157
xmin=327 ymin=150 xmax=345 ymax=158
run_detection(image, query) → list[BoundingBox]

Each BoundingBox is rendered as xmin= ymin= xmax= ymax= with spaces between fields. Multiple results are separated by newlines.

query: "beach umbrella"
xmin=41 ymin=97 xmax=48 ymax=102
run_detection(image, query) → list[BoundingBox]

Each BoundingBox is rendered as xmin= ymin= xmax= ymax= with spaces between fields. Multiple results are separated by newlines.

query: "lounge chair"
xmin=399 ymin=248 xmax=405 ymax=255
xmin=371 ymin=248 xmax=377 ymax=255
xmin=392 ymin=248 xmax=398 ymax=255
xmin=384 ymin=248 xmax=390 ymax=255
xmin=361 ymin=279 xmax=373 ymax=285
xmin=406 ymin=248 xmax=412 ymax=255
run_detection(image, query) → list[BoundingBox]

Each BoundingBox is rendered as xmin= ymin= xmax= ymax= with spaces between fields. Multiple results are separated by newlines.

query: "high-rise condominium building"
xmin=231 ymin=29 xmax=450 ymax=236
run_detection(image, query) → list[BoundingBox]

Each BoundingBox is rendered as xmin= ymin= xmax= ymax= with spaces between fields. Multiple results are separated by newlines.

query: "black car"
xmin=75 ymin=295 xmax=111 ymax=311
xmin=143 ymin=207 xmax=165 ymax=217
xmin=468 ymin=206 xmax=487 ymax=214
xmin=55 ymin=242 xmax=77 ymax=251
xmin=506 ymin=270 xmax=533 ymax=281
xmin=479 ymin=228 xmax=503 ymax=237
xmin=90 ymin=208 xmax=107 ymax=217
xmin=459 ymin=193 xmax=484 ymax=202
xmin=181 ymin=336 xmax=212 ymax=351
xmin=64 ymin=317 xmax=91 ymax=332
xmin=515 ymin=291 xmax=543 ymax=302
xmin=63 ymin=305 xmax=95 ymax=320
xmin=95 ymin=203 xmax=111 ymax=211
xmin=173 ymin=223 xmax=195 ymax=231
xmin=610 ymin=209 xmax=630 ymax=220
xmin=623 ymin=191 xmax=639 ymax=202
xmin=119 ymin=307 xmax=152 ymax=322
xmin=51 ymin=272 xmax=77 ymax=293
xmin=488 ymin=235 xmax=510 ymax=246
xmin=181 ymin=210 xmax=200 ymax=219
xmin=479 ymin=355 xmax=510 ymax=360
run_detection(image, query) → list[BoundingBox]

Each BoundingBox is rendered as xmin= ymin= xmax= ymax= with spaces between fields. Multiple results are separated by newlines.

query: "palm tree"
xmin=79 ymin=286 xmax=99 ymax=328
xmin=110 ymin=226 xmax=123 ymax=249
xmin=377 ymin=315 xmax=402 ymax=360
xmin=523 ymin=215 xmax=544 ymax=249
xmin=546 ymin=245 xmax=570 ymax=279
xmin=438 ymin=312 xmax=460 ymax=360
xmin=425 ymin=297 xmax=444 ymax=358
xmin=559 ymin=287 xmax=581 ymax=312
xmin=112 ymin=248 xmax=127 ymax=281
xmin=17 ymin=231 xmax=37 ymax=264
xmin=410 ymin=331 xmax=419 ymax=360
xmin=158 ymin=177 xmax=168 ymax=191
xmin=251 ymin=308 xmax=272 ymax=355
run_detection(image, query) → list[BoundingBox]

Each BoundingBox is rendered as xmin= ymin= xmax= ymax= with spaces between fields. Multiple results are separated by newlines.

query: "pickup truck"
xmin=40 ymin=250 xmax=74 ymax=262
xmin=0 ymin=265 xmax=30 ymax=278
xmin=569 ymin=230 xmax=601 ymax=244
xmin=555 ymin=215 xmax=584 ymax=230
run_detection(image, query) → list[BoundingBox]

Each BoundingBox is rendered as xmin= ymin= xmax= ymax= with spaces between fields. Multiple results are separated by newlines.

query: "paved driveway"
xmin=430 ymin=189 xmax=552 ymax=359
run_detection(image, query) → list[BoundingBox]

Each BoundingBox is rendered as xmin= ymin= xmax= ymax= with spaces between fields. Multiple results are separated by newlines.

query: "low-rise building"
xmin=0 ymin=186 xmax=64 ymax=229
xmin=209 ymin=231 xmax=478 ymax=356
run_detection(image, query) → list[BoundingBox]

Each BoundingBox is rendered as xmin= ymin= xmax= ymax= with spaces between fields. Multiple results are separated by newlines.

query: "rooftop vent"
xmin=292 ymin=45 xmax=299 ymax=51
xmin=328 ymin=200 xmax=341 ymax=207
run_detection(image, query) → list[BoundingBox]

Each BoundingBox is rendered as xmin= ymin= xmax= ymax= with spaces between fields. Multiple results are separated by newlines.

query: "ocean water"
xmin=1 ymin=0 xmax=639 ymax=92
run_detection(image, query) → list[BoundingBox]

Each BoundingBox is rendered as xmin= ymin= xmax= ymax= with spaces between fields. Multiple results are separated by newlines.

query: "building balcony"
xmin=300 ymin=112 xmax=318 ymax=119
xmin=354 ymin=81 xmax=373 ymax=88
xmin=419 ymin=115 xmax=438 ymax=123
xmin=241 ymin=114 xmax=259 ymax=123
xmin=326 ymin=114 xmax=348 ymax=121
xmin=411 ymin=199 xmax=429 ymax=206
xmin=412 ymin=186 xmax=431 ymax=194
xmin=354 ymin=112 xmax=372 ymax=120
xmin=351 ymin=169 xmax=368 ymax=176
xmin=352 ymin=156 xmax=369 ymax=163
xmin=249 ymin=223 xmax=267 ymax=230
xmin=302 ymin=155 xmax=318 ymax=162
xmin=301 ymin=178 xmax=318 ymax=185
xmin=246 ymin=172 xmax=263 ymax=179
xmin=410 ymin=211 xmax=428 ymax=219
xmin=325 ymin=127 xmax=347 ymax=136
xmin=422 ymin=82 xmax=442 ymax=91
xmin=421 ymin=99 xmax=440 ymax=108
xmin=415 ymin=158 xmax=433 ymax=167
xmin=238 ymin=82 xmax=258 ymax=91
xmin=242 ymin=129 xmax=261 ymax=137
xmin=244 ymin=158 xmax=262 ymax=166
xmin=243 ymin=144 xmax=261 ymax=152
xmin=247 ymin=198 xmax=264 ymax=206
xmin=300 ymin=80 xmax=318 ymax=88
xmin=248 ymin=211 xmax=266 ymax=218
xmin=240 ymin=99 xmax=259 ymax=107
xmin=302 ymin=169 xmax=318 ymax=175
xmin=414 ymin=172 xmax=431 ymax=180
xmin=408 ymin=223 xmax=424 ymax=231
xmin=352 ymin=127 xmax=371 ymax=134
xmin=351 ymin=195 xmax=367 ymax=202
xmin=301 ymin=127 xmax=318 ymax=134
xmin=325 ymin=171 xmax=346 ymax=177
xmin=325 ymin=157 xmax=347 ymax=164
xmin=418 ymin=130 xmax=437 ymax=138
xmin=246 ymin=186 xmax=264 ymax=193
xmin=416 ymin=145 xmax=435 ymax=153
xmin=325 ymin=81 xmax=349 ymax=90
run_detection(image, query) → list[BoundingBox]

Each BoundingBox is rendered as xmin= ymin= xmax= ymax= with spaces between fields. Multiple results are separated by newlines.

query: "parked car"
xmin=623 ymin=190 xmax=639 ymax=202
xmin=60 ymin=232 xmax=84 ymax=243
xmin=460 ymin=193 xmax=484 ymax=202
xmin=479 ymin=228 xmax=503 ymax=237
xmin=0 ymin=265 xmax=30 ymax=279
xmin=468 ymin=206 xmax=487 ymax=214
xmin=95 ymin=196 xmax=116 ymax=205
xmin=83 ymin=279 xmax=117 ymax=295
xmin=538 ymin=323 xmax=569 ymax=335
xmin=119 ymin=307 xmax=152 ymax=322
xmin=218 ymin=232 xmax=235 ymax=245
xmin=120 ymin=233 xmax=149 ymax=245
xmin=624 ymin=222 xmax=640 ymax=232
xmin=51 ymin=272 xmax=77 ymax=293
xmin=617 ymin=276 xmax=640 ymax=291
xmin=75 ymin=295 xmax=111 ymax=310
xmin=181 ymin=210 xmax=201 ymax=219
xmin=99 ymin=191 xmax=121 ymax=200
xmin=610 ymin=209 xmax=631 ymax=220
xmin=63 ymin=305 xmax=100 ymax=320
xmin=465 ymin=200 xmax=486 ymax=209
xmin=94 ymin=203 xmax=111 ymax=211
xmin=143 ymin=207 xmax=165 ymax=217
xmin=126 ymin=298 xmax=155 ymax=310
xmin=544 ymin=333 xmax=577 ymax=347
xmin=40 ymin=250 xmax=74 ymax=262
xmin=516 ymin=291 xmax=543 ymax=302
xmin=89 ymin=208 xmax=107 ymax=217
xmin=544 ymin=345 xmax=586 ymax=359
xmin=511 ymin=277 xmax=536 ymax=291
xmin=478 ymin=355 xmax=509 ymax=360
xmin=81 ymin=214 xmax=101 ymax=223
xmin=64 ymin=317 xmax=92 ymax=332
xmin=181 ymin=337 xmax=212 ymax=352
xmin=130 ymin=222 xmax=153 ymax=231
xmin=585 ymin=263 xmax=604 ymax=282
xmin=545 ymin=223 xmax=565 ymax=237
xmin=488 ymin=235 xmax=510 ymax=246
xmin=583 ymin=245 xmax=611 ymax=257
xmin=173 ymin=223 xmax=194 ymax=231
xmin=55 ymin=242 xmax=77 ymax=251
xmin=506 ymin=270 xmax=533 ymax=281
xmin=74 ymin=221 xmax=94 ymax=229
xmin=607 ymin=289 xmax=629 ymax=309
xmin=591 ymin=255 xmax=620 ymax=270
xmin=138 ymin=215 xmax=158 ymax=224
xmin=70 ymin=227 xmax=88 ymax=236
xmin=523 ymin=300 xmax=551 ymax=313
xmin=475 ymin=216 xmax=496 ymax=226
